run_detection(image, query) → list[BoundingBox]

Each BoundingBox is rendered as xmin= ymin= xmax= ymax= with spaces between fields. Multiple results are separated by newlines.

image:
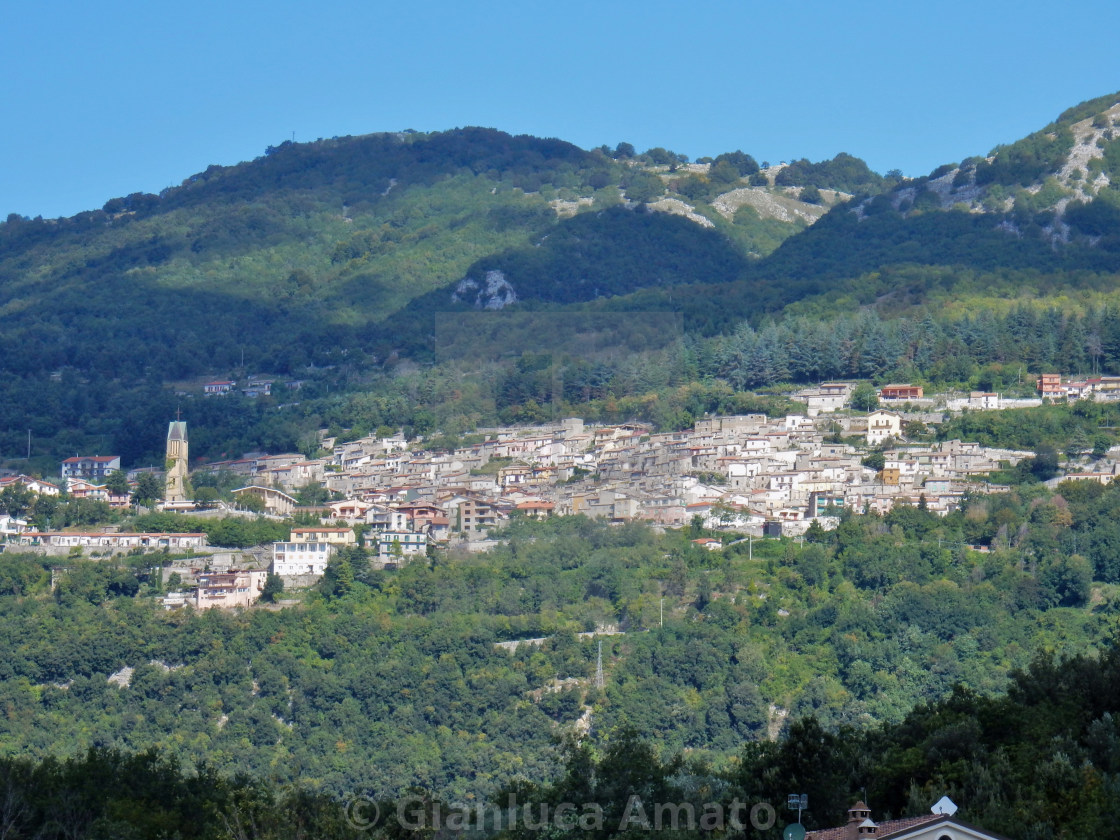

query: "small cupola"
xmin=847 ymin=801 xmax=872 ymax=823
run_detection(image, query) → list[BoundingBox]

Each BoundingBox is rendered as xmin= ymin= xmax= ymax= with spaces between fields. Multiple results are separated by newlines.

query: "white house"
xmin=376 ymin=531 xmax=428 ymax=566
xmin=60 ymin=455 xmax=121 ymax=481
xmin=0 ymin=515 xmax=28 ymax=540
xmin=969 ymin=391 xmax=1001 ymax=410
xmin=271 ymin=541 xmax=333 ymax=576
xmin=806 ymin=799 xmax=1010 ymax=840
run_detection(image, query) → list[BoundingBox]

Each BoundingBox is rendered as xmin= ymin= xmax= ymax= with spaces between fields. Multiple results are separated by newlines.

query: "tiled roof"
xmin=806 ymin=813 xmax=939 ymax=840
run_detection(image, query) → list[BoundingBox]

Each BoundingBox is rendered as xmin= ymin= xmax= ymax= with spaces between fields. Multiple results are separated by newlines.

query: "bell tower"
xmin=165 ymin=417 xmax=189 ymax=503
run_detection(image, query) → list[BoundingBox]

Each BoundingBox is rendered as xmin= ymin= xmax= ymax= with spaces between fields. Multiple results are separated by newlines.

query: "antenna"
xmin=595 ymin=641 xmax=604 ymax=689
xmin=787 ymin=794 xmax=807 ymax=825
xmin=931 ymin=796 xmax=957 ymax=816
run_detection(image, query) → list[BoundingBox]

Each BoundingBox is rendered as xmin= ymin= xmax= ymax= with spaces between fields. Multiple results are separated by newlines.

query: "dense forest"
xmin=10 ymin=632 xmax=1120 ymax=840
xmin=13 ymin=293 xmax=1120 ymax=470
xmin=1 ymin=494 xmax=1118 ymax=802
xmin=1 ymin=495 xmax=1119 ymax=837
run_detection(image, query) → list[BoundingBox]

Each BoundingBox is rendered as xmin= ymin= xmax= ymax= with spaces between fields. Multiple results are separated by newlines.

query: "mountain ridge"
xmin=3 ymin=92 xmax=1120 ymax=463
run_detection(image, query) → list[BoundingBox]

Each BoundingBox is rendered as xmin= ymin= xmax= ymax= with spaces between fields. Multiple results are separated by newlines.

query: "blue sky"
xmin=3 ymin=0 xmax=1119 ymax=219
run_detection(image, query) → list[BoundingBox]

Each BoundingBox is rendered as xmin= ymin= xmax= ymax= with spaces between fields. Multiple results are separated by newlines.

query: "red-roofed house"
xmin=61 ymin=455 xmax=121 ymax=481
xmin=515 ymin=500 xmax=555 ymax=520
xmin=1038 ymin=373 xmax=1063 ymax=399
xmin=806 ymin=801 xmax=1010 ymax=840
xmin=0 ymin=475 xmax=60 ymax=497
xmin=878 ymin=384 xmax=923 ymax=401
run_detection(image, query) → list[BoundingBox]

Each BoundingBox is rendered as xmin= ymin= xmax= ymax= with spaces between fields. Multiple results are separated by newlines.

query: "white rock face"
xmin=646 ymin=197 xmax=715 ymax=228
xmin=451 ymin=269 xmax=519 ymax=309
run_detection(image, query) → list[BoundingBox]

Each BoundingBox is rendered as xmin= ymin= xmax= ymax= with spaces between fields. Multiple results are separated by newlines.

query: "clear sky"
xmin=3 ymin=0 xmax=1119 ymax=219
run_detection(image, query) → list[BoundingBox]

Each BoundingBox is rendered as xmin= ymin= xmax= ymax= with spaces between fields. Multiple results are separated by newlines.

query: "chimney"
xmin=846 ymin=802 xmax=873 ymax=840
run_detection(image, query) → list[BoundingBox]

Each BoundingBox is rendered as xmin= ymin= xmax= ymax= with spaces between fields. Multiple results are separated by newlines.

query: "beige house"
xmin=196 ymin=570 xmax=267 ymax=610
xmin=867 ymin=410 xmax=902 ymax=445
xmin=289 ymin=526 xmax=356 ymax=545
xmin=232 ymin=485 xmax=297 ymax=516
xmin=326 ymin=498 xmax=373 ymax=523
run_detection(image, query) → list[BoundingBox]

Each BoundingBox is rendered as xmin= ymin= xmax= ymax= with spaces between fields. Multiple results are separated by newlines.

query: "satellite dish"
xmin=931 ymin=796 xmax=958 ymax=816
xmin=783 ymin=824 xmax=806 ymax=840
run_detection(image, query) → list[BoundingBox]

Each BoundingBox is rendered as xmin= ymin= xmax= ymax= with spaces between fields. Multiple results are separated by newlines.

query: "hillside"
xmin=0 ymin=130 xmax=845 ymax=465
xmin=0 ymin=131 xmax=835 ymax=382
xmin=739 ymin=90 xmax=1120 ymax=316
xmin=5 ymin=92 xmax=1120 ymax=467
xmin=1 ymin=501 xmax=1115 ymax=807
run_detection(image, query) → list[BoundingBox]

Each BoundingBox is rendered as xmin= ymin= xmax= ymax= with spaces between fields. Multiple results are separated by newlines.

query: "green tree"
xmin=29 ymin=493 xmax=59 ymax=528
xmin=131 ymin=472 xmax=163 ymax=508
xmin=192 ymin=486 xmax=220 ymax=509
xmin=713 ymin=150 xmax=760 ymax=176
xmin=0 ymin=484 xmax=33 ymax=518
xmin=238 ymin=493 xmax=266 ymax=514
xmin=259 ymin=573 xmax=284 ymax=603
xmin=708 ymin=159 xmax=742 ymax=186
xmin=622 ymin=171 xmax=665 ymax=204
xmin=105 ymin=470 xmax=131 ymax=497
xmin=1030 ymin=445 xmax=1060 ymax=482
xmin=850 ymin=382 xmax=879 ymax=411
xmin=1092 ymin=434 xmax=1113 ymax=459
xmin=320 ymin=554 xmax=354 ymax=599
xmin=800 ymin=184 xmax=823 ymax=204
xmin=1066 ymin=430 xmax=1090 ymax=459
xmin=861 ymin=451 xmax=886 ymax=471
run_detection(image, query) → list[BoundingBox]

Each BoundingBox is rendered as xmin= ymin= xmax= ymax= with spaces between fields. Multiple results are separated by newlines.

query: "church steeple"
xmin=165 ymin=420 xmax=189 ymax=503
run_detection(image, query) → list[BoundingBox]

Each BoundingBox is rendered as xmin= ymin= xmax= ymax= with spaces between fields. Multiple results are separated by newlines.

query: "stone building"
xmin=165 ymin=420 xmax=189 ymax=504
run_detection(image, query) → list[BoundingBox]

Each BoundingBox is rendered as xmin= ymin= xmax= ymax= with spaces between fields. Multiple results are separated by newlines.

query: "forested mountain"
xmin=0 ymin=129 xmax=832 ymax=382
xmin=4 ymin=93 xmax=1120 ymax=467
xmin=0 ymin=127 xmax=840 ymax=465
xmin=7 ymin=641 xmax=1120 ymax=840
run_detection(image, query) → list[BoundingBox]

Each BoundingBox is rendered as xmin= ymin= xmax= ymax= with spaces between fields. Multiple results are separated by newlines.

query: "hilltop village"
xmin=5 ymin=375 xmax=1116 ymax=611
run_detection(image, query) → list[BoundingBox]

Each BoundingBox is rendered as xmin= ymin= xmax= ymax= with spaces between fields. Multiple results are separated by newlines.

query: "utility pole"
xmin=595 ymin=641 xmax=604 ymax=690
